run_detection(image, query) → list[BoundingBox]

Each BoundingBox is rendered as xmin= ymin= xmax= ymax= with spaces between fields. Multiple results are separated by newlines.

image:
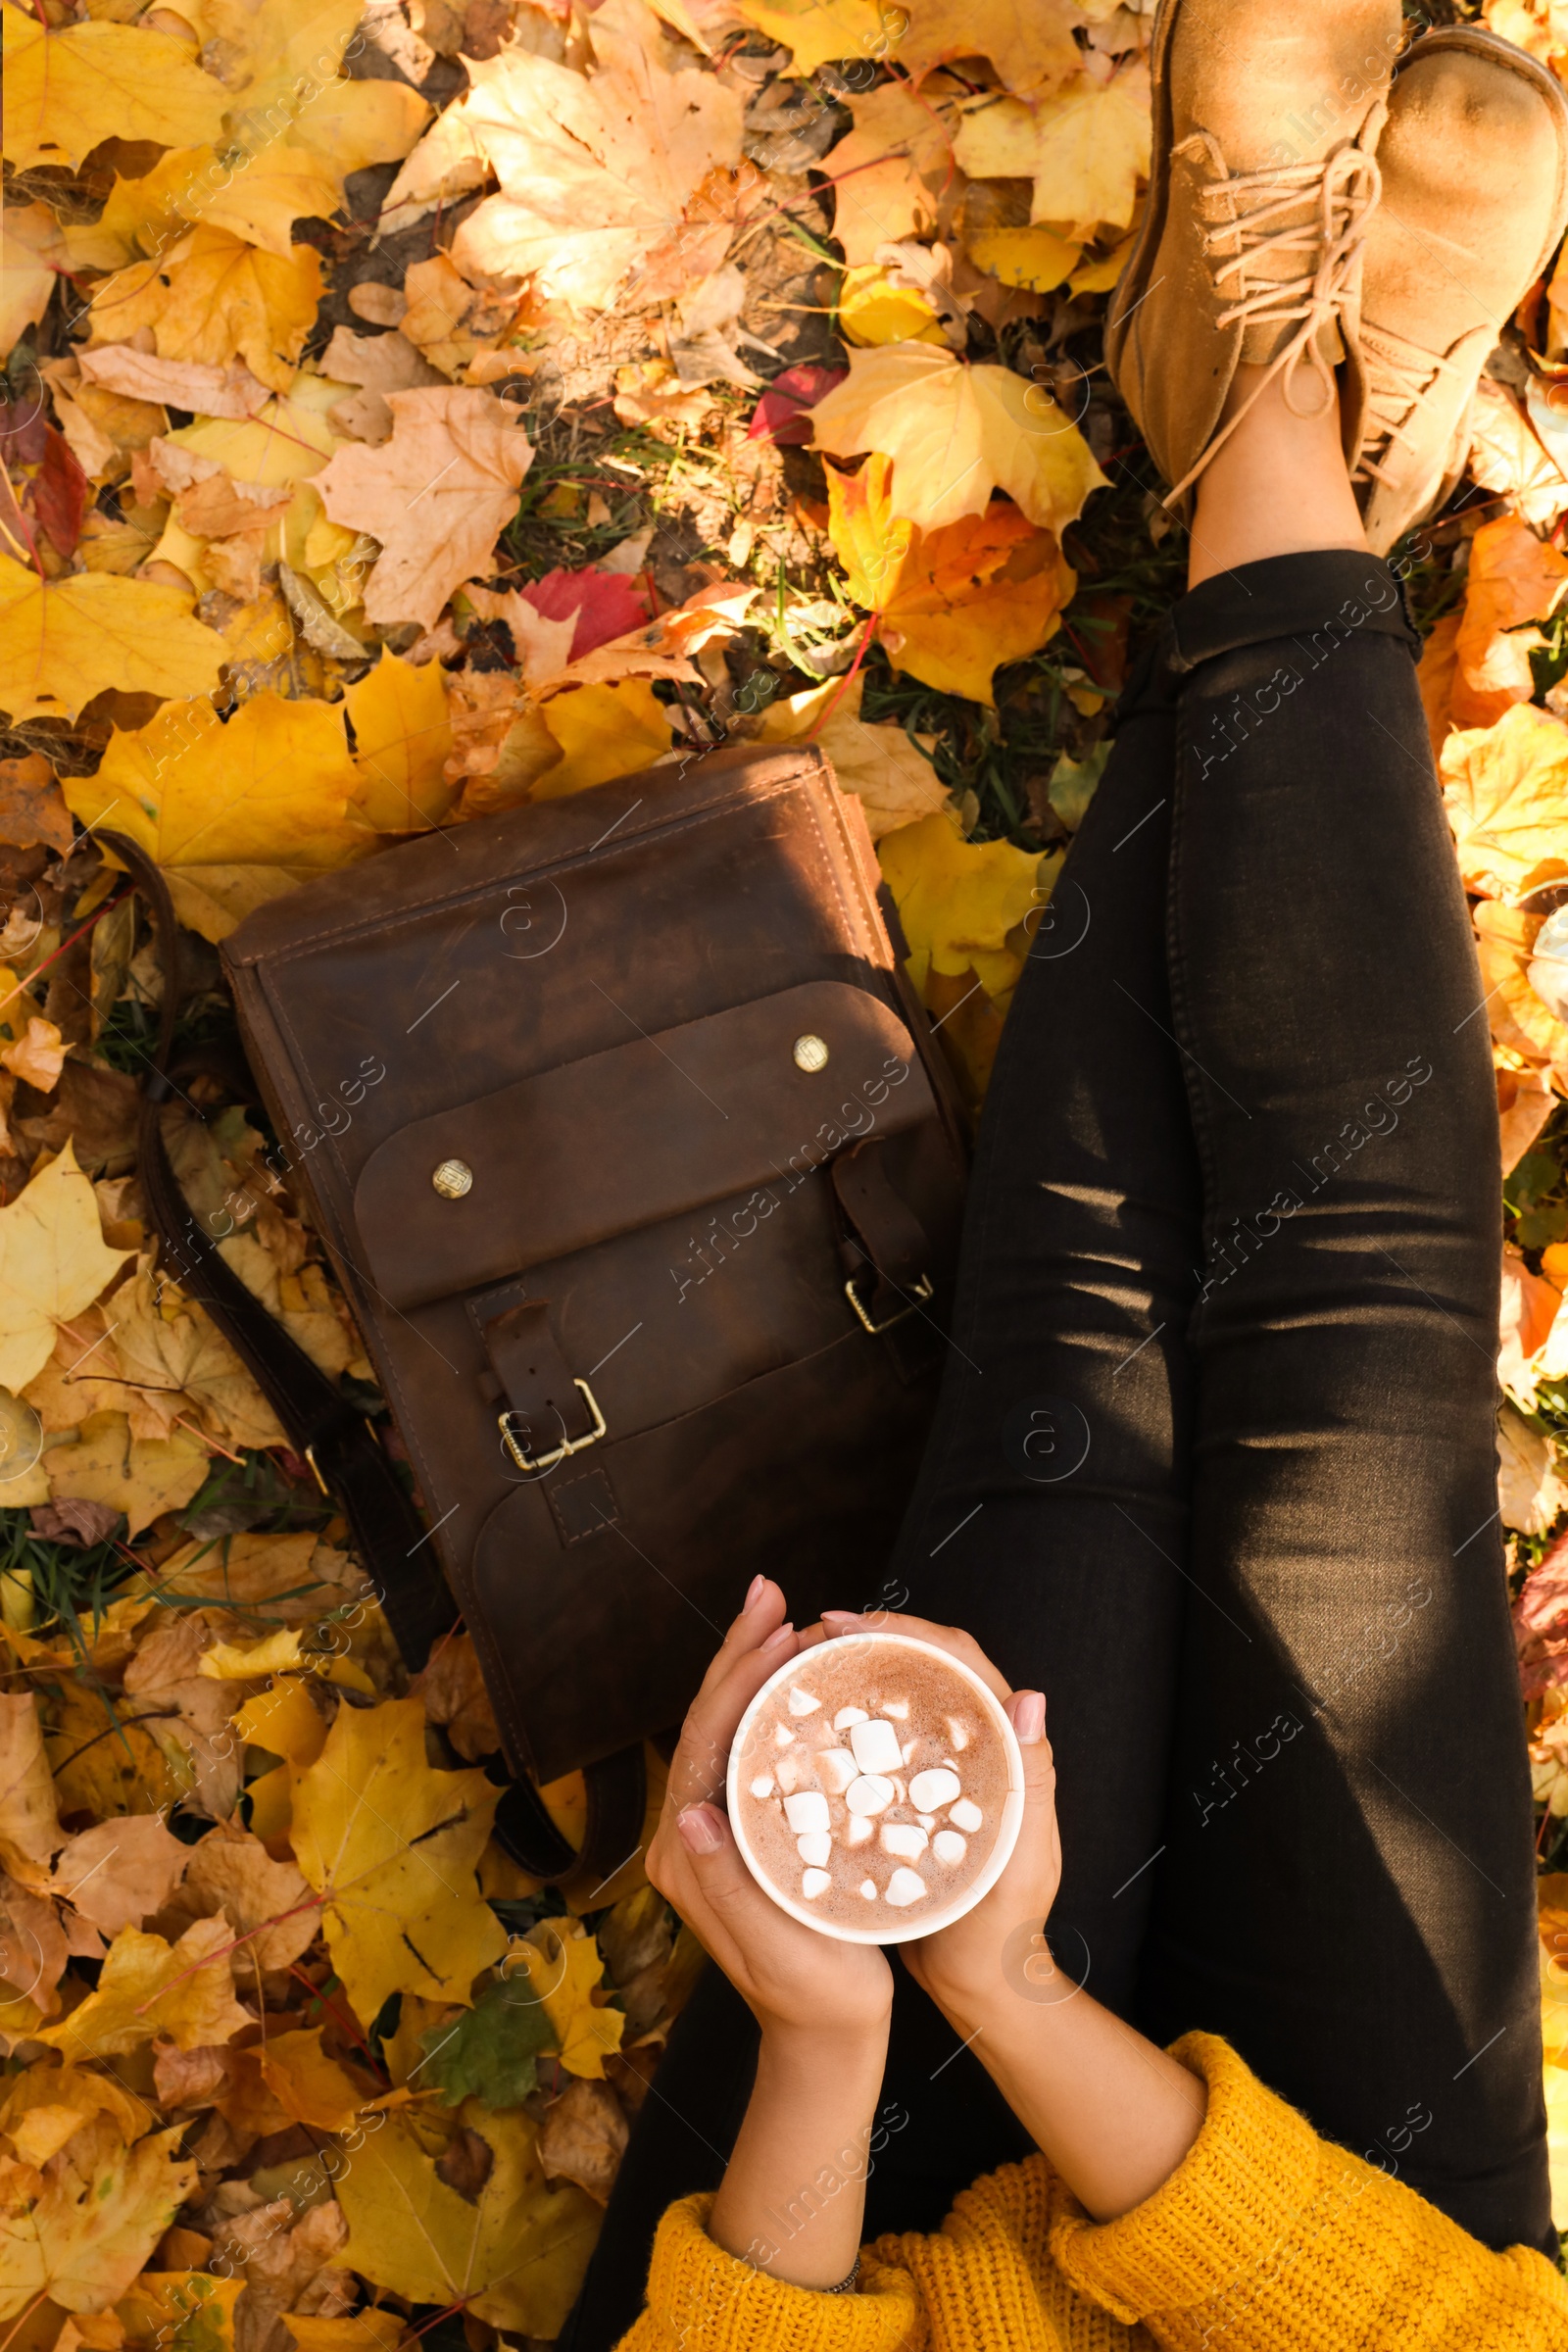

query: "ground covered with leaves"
xmin=8 ymin=0 xmax=1568 ymax=2327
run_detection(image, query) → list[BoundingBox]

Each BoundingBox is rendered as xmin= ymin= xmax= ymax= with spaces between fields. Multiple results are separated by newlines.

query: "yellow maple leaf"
xmin=829 ymin=454 xmax=1075 ymax=703
xmin=1 ymin=8 xmax=226 ymax=171
xmin=288 ymin=1694 xmax=507 ymax=2024
xmin=87 ymin=227 xmax=323 ymax=397
xmin=965 ymin=225 xmax=1081 ymax=294
xmin=0 ymin=203 xmax=67 ymax=358
xmin=42 ymin=1411 xmax=210 ymax=1541
xmin=532 ymin=679 xmax=674 ymax=798
xmin=256 ymin=2027 xmax=365 ymax=2132
xmin=65 ymin=142 xmax=338 ymax=271
xmin=757 ymin=674 xmax=950 ymax=842
xmin=838 ymin=265 xmax=949 ymax=348
xmin=450 ymin=0 xmax=746 ymax=308
xmin=346 ymin=650 xmax=456 ymax=833
xmin=955 ymin=64 xmax=1152 ymax=237
xmin=810 ymin=343 xmax=1107 ymax=534
xmin=730 ymin=0 xmax=884 ymax=72
xmin=1442 ymin=700 xmax=1568 ymax=903
xmin=509 ymin=1918 xmax=626 ymax=2079
xmin=37 ymin=1919 xmax=251 ymax=2060
xmin=118 ymin=2272 xmax=245 ymax=2352
xmin=897 ymin=0 xmax=1081 ymax=97
xmin=824 ymin=77 xmax=964 ymax=269
xmin=0 ymin=556 xmax=223 ymax=725
xmin=0 ymin=1140 xmax=130 ymax=1395
xmin=188 ymin=0 xmax=428 ymax=178
xmin=0 ymin=2115 xmax=196 ymax=2319
xmin=878 ymin=809 xmax=1046 ymax=996
xmin=103 ymin=1259 xmax=285 ymax=1451
xmin=334 ymin=2100 xmax=599 ymax=2338
xmin=0 ymin=1694 xmax=62 ymax=1890
xmin=65 ymin=692 xmax=377 ymax=946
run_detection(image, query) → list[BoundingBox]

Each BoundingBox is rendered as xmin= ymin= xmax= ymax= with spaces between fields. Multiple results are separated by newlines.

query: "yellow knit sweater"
xmin=614 ymin=2034 xmax=1568 ymax=2351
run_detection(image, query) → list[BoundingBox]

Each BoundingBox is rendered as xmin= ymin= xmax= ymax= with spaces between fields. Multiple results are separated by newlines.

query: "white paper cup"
xmin=726 ymin=1631 xmax=1026 ymax=1944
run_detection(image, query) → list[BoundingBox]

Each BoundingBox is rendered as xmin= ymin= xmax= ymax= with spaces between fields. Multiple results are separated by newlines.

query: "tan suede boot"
xmin=1355 ymin=27 xmax=1568 ymax=557
xmin=1105 ymin=0 xmax=1402 ymax=509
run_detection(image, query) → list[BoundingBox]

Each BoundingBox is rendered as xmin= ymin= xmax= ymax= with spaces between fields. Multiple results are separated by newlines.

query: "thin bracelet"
xmin=821 ymin=2256 xmax=860 ymax=2295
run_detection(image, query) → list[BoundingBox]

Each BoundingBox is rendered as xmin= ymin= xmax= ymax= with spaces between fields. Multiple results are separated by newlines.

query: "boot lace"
xmin=1352 ymin=327 xmax=1462 ymax=486
xmin=1166 ymin=128 xmax=1384 ymax=503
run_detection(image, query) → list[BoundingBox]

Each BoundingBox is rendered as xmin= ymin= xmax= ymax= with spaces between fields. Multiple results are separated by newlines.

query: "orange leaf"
xmin=825 ymin=453 xmax=912 ymax=612
xmin=1452 ymin=514 xmax=1568 ymax=728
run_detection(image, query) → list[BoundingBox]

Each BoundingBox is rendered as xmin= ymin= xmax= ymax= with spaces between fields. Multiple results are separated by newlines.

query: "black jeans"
xmin=562 ymin=552 xmax=1551 ymax=2352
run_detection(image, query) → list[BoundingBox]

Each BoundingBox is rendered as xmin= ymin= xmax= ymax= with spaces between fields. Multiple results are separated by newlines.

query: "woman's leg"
xmin=1131 ymin=368 xmax=1551 ymax=2251
xmin=559 ymin=626 xmax=1209 ymax=2351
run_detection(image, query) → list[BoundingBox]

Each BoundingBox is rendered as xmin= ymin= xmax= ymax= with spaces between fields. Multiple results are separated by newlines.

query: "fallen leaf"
xmin=0 ymin=205 xmax=68 ymax=361
xmin=416 ymin=1970 xmax=557 ymax=2108
xmin=288 ymin=1695 xmax=507 ymax=2025
xmin=37 ymin=1918 xmax=250 ymax=2060
xmin=117 ymin=2273 xmax=244 ymax=2352
xmin=0 ymin=556 xmax=224 ymax=724
xmin=729 ymin=0 xmax=884 ymax=76
xmin=450 ymin=0 xmax=746 ymax=308
xmin=411 ymin=1634 xmax=501 ymax=1764
xmin=256 ymin=2029 xmax=364 ymax=2132
xmin=319 ymin=328 xmax=445 ymax=446
xmin=879 ymin=808 xmax=1045 ymax=998
xmin=345 ymin=649 xmax=456 ymax=833
xmin=532 ymin=678 xmax=672 ymax=797
xmin=902 ymin=0 xmax=1081 ymax=93
xmin=1 ymin=1017 xmax=65 ymax=1093
xmin=0 ymin=754 xmax=73 ymax=855
xmin=106 ymin=1259 xmax=286 ymax=1451
xmin=153 ymin=1531 xmax=363 ymax=1625
xmin=757 ymin=673 xmax=949 ymax=840
xmin=1443 ymin=700 xmax=1568 ymax=902
xmin=87 ymin=229 xmax=325 ymax=398
xmin=0 ymin=1140 xmax=131 ymax=1396
xmin=65 ymin=694 xmax=376 ymax=947
xmin=1500 ymin=1399 xmax=1568 ymax=1535
xmin=334 ymin=2100 xmax=598 ymax=2337
xmin=0 ymin=2115 xmax=196 ymax=2318
xmin=74 ymin=349 xmax=271 ymax=422
xmin=316 ymin=388 xmax=533 ymax=630
xmin=0 ymin=1696 xmax=63 ymax=1892
xmin=519 ymin=567 xmax=652 ymax=660
xmin=748 ymin=362 xmax=849 ymax=446
xmin=180 ymin=1825 xmax=318 ymax=1974
xmin=809 ymin=342 xmax=1106 ymax=533
xmin=1418 ymin=608 xmax=1461 ymax=760
xmin=1452 ymin=514 xmax=1568 ymax=729
xmin=1 ymin=9 xmax=227 ymax=170
xmin=41 ymin=1680 xmax=182 ymax=1825
xmin=42 ymin=1411 xmax=211 ymax=1542
xmin=1467 ymin=374 xmax=1568 ymax=531
xmin=955 ymin=63 xmax=1152 ymax=237
xmin=509 ymin=1918 xmax=624 ymax=2080
xmin=52 ymin=1817 xmax=191 ymax=1938
xmin=536 ymin=2077 xmax=627 ymax=2204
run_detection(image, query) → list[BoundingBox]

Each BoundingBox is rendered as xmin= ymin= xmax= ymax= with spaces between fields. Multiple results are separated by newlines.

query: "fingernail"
xmin=677 ymin=1805 xmax=723 ymax=1855
xmin=760 ymin=1620 xmax=795 ymax=1651
xmin=743 ymin=1574 xmax=766 ymax=1612
xmin=1013 ymin=1690 xmax=1046 ymax=1744
xmin=821 ymin=1609 xmax=863 ymax=1627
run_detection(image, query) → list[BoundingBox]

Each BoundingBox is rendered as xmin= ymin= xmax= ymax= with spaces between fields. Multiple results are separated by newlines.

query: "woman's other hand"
xmin=646 ymin=1578 xmax=894 ymax=2043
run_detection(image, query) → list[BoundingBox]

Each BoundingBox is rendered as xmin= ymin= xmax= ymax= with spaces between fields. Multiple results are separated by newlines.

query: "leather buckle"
xmin=845 ymin=1272 xmax=933 ymax=1337
xmin=499 ymin=1378 xmax=608 ymax=1474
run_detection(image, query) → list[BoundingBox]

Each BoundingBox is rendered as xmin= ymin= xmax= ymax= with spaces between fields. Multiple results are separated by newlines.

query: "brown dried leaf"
xmin=535 ymin=2077 xmax=627 ymax=2205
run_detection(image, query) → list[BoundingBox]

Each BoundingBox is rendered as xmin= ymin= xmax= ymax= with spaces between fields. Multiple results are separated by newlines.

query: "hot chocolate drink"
xmin=727 ymin=1632 xmax=1024 ymax=1942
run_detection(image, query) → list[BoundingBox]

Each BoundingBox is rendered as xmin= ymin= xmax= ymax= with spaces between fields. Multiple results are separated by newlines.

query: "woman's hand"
xmin=815 ymin=1608 xmax=1058 ymax=2018
xmin=646 ymin=1579 xmax=895 ymax=2043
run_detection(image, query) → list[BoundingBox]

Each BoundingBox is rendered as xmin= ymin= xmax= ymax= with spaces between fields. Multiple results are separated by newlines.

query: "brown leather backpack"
xmin=105 ymin=744 xmax=966 ymax=1882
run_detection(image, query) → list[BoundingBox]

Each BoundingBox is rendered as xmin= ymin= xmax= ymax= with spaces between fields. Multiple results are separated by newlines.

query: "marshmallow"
xmin=902 ymin=1740 xmax=918 ymax=1766
xmin=834 ymin=1706 xmax=869 ymax=1731
xmin=774 ymin=1722 xmax=795 ymax=1748
xmin=909 ymin=1767 xmax=962 ymax=1812
xmin=787 ymin=1686 xmax=821 ymax=1716
xmin=845 ymin=1814 xmax=874 ymax=1846
xmin=916 ymin=1814 xmax=936 ymax=1832
xmin=797 ymin=1832 xmax=831 ymax=1867
xmin=848 ymin=1718 xmax=905 ymax=1775
xmin=949 ymin=1797 xmax=983 ymax=1834
xmin=775 ymin=1752 xmax=803 ymax=1795
xmin=802 ymin=1869 xmax=832 ymax=1898
xmin=750 ymin=1774 xmax=775 ymax=1799
xmin=816 ymin=1748 xmax=858 ymax=1795
xmin=931 ymin=1830 xmax=967 ymax=1866
xmin=845 ymin=1775 xmax=895 ymax=1816
xmin=885 ymin=1867 xmax=927 ymax=1906
xmin=882 ymin=1698 xmax=908 ymax=1720
xmin=947 ymin=1718 xmax=970 ymax=1751
xmin=783 ymin=1790 xmax=830 ymax=1834
xmin=880 ymin=1823 xmax=929 ymax=1861
xmin=859 ymin=1879 xmax=878 ymax=1899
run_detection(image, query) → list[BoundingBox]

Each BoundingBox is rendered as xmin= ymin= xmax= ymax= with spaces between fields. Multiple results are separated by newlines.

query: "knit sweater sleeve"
xmin=1049 ymin=2031 xmax=1568 ymax=2351
xmin=612 ymin=2193 xmax=924 ymax=2352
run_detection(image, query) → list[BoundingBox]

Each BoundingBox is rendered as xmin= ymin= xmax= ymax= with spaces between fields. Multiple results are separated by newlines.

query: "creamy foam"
xmin=731 ymin=1636 xmax=1012 ymax=1932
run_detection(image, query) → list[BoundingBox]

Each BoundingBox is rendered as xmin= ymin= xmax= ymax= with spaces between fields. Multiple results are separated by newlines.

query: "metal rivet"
xmin=793 ymin=1033 xmax=830 ymax=1073
xmin=431 ymin=1158 xmax=473 ymax=1199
